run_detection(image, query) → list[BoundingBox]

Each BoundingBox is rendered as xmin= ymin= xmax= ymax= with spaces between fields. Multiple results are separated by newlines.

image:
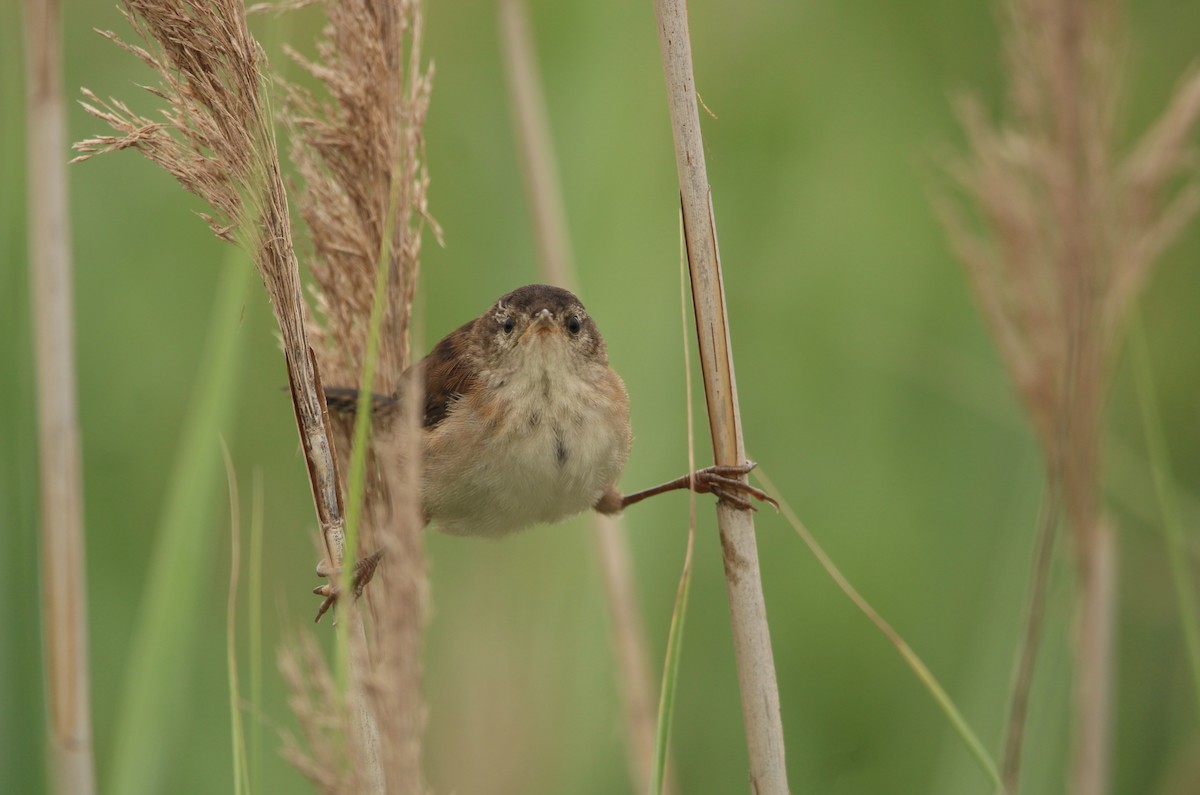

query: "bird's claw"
xmin=691 ymin=461 xmax=780 ymax=512
xmin=312 ymin=550 xmax=384 ymax=623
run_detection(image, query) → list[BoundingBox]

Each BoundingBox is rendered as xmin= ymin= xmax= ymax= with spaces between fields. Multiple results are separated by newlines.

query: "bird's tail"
xmin=324 ymin=387 xmax=401 ymax=419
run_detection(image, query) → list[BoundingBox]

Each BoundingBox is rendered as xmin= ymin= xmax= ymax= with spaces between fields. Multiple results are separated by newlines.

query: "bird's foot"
xmin=312 ymin=549 xmax=384 ymax=623
xmin=687 ymin=462 xmax=780 ymax=512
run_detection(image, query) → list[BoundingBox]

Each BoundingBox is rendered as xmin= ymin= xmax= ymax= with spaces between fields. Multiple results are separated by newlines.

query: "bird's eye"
xmin=502 ymin=316 xmax=515 ymax=334
xmin=567 ymin=315 xmax=582 ymax=335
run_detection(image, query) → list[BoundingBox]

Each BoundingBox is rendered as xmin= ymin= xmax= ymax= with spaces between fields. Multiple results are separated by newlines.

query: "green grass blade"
xmin=1130 ymin=308 xmax=1200 ymax=709
xmin=755 ymin=468 xmax=1005 ymax=792
xmin=107 ymin=253 xmax=250 ymax=795
xmin=248 ymin=469 xmax=264 ymax=795
xmin=651 ymin=222 xmax=699 ymax=795
xmin=334 ymin=221 xmax=392 ymax=683
xmin=651 ymin=534 xmax=693 ymax=795
xmin=334 ymin=147 xmax=405 ymax=687
xmin=222 ymin=442 xmax=250 ymax=795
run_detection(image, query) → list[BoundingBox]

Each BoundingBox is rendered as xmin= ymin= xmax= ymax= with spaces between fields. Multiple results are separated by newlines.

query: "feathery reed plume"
xmin=284 ymin=0 xmax=435 ymax=389
xmin=24 ymin=0 xmax=97 ymax=791
xmin=73 ymin=0 xmax=348 ymax=595
xmin=653 ymin=1 xmax=790 ymax=792
xmin=280 ymin=632 xmax=372 ymax=794
xmin=279 ymin=0 xmax=434 ymax=791
xmin=70 ymin=0 xmax=423 ymax=787
xmin=936 ymin=1 xmax=1200 ymax=792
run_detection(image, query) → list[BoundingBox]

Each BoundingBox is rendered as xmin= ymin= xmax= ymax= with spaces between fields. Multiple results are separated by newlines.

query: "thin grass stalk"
xmin=330 ymin=131 xmax=407 ymax=795
xmin=249 ymin=468 xmax=265 ymax=795
xmin=332 ymin=83 xmax=415 ymax=603
xmin=999 ymin=473 xmax=1060 ymax=794
xmin=592 ymin=519 xmax=664 ymax=793
xmin=651 ymin=225 xmax=701 ymax=795
xmin=754 ymin=469 xmax=1004 ymax=791
xmin=108 ymin=252 xmax=249 ymax=795
xmin=497 ymin=2 xmax=665 ymax=790
xmin=1129 ymin=310 xmax=1200 ymax=709
xmin=222 ymin=442 xmax=251 ymax=795
xmin=652 ymin=1 xmax=789 ymax=791
xmin=22 ymin=0 xmax=96 ymax=791
xmin=498 ymin=0 xmax=574 ymax=283
xmin=1074 ymin=517 xmax=1116 ymax=795
xmin=334 ymin=176 xmax=401 ymax=687
xmin=652 ymin=525 xmax=694 ymax=795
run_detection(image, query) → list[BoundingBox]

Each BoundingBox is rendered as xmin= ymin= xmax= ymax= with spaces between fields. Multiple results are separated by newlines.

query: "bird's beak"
xmin=524 ymin=308 xmax=558 ymax=338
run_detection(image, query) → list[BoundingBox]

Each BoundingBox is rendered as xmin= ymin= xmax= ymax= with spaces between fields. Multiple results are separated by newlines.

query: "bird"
xmin=314 ymin=284 xmax=774 ymax=618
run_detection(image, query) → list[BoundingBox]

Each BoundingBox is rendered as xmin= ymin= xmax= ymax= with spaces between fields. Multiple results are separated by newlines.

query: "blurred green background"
xmin=4 ymin=0 xmax=1200 ymax=793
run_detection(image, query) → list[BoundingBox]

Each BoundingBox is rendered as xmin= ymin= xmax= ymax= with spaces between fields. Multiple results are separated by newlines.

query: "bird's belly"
xmin=423 ymin=390 xmax=629 ymax=537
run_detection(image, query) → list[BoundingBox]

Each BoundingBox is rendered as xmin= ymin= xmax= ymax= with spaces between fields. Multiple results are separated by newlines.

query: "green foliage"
xmin=107 ymin=253 xmax=249 ymax=795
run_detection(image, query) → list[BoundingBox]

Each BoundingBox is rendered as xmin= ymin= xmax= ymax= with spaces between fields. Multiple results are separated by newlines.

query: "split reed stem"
xmin=653 ymin=1 xmax=789 ymax=791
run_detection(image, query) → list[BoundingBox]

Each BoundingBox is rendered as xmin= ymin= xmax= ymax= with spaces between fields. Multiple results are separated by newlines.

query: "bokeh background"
xmin=4 ymin=1 xmax=1200 ymax=793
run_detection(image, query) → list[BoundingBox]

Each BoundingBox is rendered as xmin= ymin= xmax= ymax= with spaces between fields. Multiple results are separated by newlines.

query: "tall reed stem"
xmin=23 ymin=0 xmax=97 ymax=792
xmin=497 ymin=2 xmax=664 ymax=789
xmin=1072 ymin=517 xmax=1115 ymax=795
xmin=653 ymin=1 xmax=790 ymax=791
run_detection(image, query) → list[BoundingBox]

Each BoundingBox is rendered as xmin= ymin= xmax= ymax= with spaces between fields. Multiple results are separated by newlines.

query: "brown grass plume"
xmin=280 ymin=0 xmax=434 ymax=791
xmin=936 ymin=1 xmax=1200 ymax=792
xmin=74 ymin=0 xmax=436 ymax=790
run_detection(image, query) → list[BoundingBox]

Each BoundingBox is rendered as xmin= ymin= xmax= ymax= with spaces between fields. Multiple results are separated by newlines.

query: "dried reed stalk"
xmin=653 ymin=1 xmax=790 ymax=792
xmin=24 ymin=0 xmax=97 ymax=792
xmin=73 ymin=0 xmax=348 ymax=597
xmin=71 ymin=0 xmax=408 ymax=787
xmin=497 ymin=1 xmax=666 ymax=791
xmin=936 ymin=1 xmax=1200 ymax=792
xmin=280 ymin=0 xmax=433 ymax=791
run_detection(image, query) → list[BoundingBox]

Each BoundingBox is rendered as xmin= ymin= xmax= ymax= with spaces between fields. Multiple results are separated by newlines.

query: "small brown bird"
xmin=317 ymin=284 xmax=773 ymax=614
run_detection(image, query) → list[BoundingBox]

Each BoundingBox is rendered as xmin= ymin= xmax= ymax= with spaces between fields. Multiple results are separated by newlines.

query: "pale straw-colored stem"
xmin=498 ymin=0 xmax=574 ymax=285
xmin=23 ymin=0 xmax=97 ymax=792
xmin=591 ymin=515 xmax=662 ymax=789
xmin=652 ymin=1 xmax=789 ymax=791
xmin=498 ymin=2 xmax=664 ymax=788
xmin=1072 ymin=516 xmax=1116 ymax=795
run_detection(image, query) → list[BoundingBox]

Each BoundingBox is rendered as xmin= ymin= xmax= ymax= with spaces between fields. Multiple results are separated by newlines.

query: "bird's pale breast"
xmin=422 ymin=358 xmax=631 ymax=537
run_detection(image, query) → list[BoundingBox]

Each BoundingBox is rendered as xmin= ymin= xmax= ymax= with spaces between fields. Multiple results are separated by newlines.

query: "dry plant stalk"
xmin=497 ymin=1 xmax=666 ymax=790
xmin=280 ymin=0 xmax=434 ymax=792
xmin=24 ymin=0 xmax=97 ymax=792
xmin=69 ymin=0 xmax=423 ymax=787
xmin=936 ymin=0 xmax=1200 ymax=792
xmin=72 ymin=0 xmax=348 ymax=590
xmin=653 ymin=0 xmax=790 ymax=792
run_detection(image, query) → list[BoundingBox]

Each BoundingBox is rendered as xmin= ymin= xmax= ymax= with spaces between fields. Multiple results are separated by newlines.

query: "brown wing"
xmin=417 ymin=319 xmax=479 ymax=430
xmin=321 ymin=319 xmax=478 ymax=430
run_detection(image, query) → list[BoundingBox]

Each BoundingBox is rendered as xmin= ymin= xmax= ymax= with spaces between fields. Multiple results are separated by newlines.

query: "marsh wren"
xmin=316 ymin=284 xmax=774 ymax=615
